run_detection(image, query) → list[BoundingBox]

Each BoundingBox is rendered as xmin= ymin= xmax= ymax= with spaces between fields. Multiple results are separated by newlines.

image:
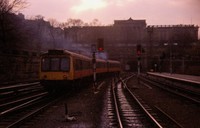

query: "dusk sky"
xmin=21 ymin=0 xmax=200 ymax=37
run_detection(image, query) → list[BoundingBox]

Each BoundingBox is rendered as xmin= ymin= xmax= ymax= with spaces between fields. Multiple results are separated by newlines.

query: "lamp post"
xmin=147 ymin=26 xmax=154 ymax=71
xmin=91 ymin=44 xmax=97 ymax=93
xmin=164 ymin=42 xmax=178 ymax=74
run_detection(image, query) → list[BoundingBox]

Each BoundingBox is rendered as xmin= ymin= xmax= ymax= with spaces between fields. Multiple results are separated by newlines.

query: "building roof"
xmin=114 ymin=17 xmax=146 ymax=27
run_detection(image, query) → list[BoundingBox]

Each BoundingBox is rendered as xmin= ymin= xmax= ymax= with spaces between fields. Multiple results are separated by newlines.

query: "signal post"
xmin=136 ymin=44 xmax=142 ymax=76
xmin=91 ymin=38 xmax=104 ymax=94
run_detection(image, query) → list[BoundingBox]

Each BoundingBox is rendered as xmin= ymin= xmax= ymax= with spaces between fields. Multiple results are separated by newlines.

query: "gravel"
xmin=21 ymin=80 xmax=109 ymax=128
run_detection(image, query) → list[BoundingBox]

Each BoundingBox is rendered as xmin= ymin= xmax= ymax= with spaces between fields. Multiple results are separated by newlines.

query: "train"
xmin=39 ymin=49 xmax=121 ymax=89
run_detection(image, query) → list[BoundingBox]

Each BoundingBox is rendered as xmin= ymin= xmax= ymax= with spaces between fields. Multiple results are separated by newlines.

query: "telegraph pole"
xmin=91 ymin=44 xmax=97 ymax=93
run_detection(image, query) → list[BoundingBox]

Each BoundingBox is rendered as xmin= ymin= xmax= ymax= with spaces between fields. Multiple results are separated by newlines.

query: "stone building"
xmin=64 ymin=18 xmax=147 ymax=70
xmin=64 ymin=18 xmax=199 ymax=71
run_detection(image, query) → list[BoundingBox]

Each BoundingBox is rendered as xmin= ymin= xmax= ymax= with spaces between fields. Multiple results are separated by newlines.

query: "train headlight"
xmin=63 ymin=75 xmax=67 ymax=79
xmin=43 ymin=75 xmax=47 ymax=79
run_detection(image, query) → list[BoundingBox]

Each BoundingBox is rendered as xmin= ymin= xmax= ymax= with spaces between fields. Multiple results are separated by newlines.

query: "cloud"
xmin=71 ymin=0 xmax=108 ymax=13
xmin=70 ymin=0 xmax=137 ymax=13
xmin=108 ymin=0 xmax=136 ymax=7
xmin=69 ymin=0 xmax=138 ymax=23
xmin=22 ymin=0 xmax=200 ymax=28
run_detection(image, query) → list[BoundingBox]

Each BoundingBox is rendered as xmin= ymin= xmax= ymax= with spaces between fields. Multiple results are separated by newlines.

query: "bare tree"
xmin=60 ymin=18 xmax=102 ymax=28
xmin=0 ymin=0 xmax=28 ymax=13
xmin=59 ymin=22 xmax=68 ymax=29
xmin=89 ymin=19 xmax=102 ymax=26
xmin=48 ymin=18 xmax=59 ymax=48
xmin=0 ymin=0 xmax=28 ymax=46
xmin=64 ymin=18 xmax=84 ymax=27
xmin=34 ymin=15 xmax=44 ymax=20
xmin=48 ymin=18 xmax=59 ymax=28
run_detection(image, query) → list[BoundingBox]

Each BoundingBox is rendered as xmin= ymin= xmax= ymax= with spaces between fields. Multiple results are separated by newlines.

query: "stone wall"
xmin=0 ymin=50 xmax=39 ymax=84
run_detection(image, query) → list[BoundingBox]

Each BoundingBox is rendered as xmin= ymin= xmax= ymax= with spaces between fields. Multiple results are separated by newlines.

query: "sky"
xmin=21 ymin=0 xmax=200 ymax=37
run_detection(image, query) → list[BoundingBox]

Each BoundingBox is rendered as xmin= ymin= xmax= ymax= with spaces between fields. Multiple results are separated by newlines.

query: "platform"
xmin=147 ymin=72 xmax=200 ymax=85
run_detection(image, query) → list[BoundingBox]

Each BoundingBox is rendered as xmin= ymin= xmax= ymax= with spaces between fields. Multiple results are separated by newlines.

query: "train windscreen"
xmin=41 ymin=57 xmax=70 ymax=71
xmin=51 ymin=58 xmax=60 ymax=71
xmin=60 ymin=58 xmax=69 ymax=71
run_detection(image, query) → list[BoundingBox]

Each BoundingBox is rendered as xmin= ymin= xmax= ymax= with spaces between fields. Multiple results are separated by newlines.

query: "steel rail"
xmin=121 ymin=76 xmax=163 ymax=128
xmin=0 ymin=92 xmax=48 ymax=116
xmin=6 ymin=91 xmax=71 ymax=128
xmin=0 ymin=82 xmax=40 ymax=90
xmin=140 ymin=76 xmax=200 ymax=104
xmin=111 ymin=78 xmax=123 ymax=128
xmin=155 ymin=106 xmax=184 ymax=128
xmin=6 ymin=99 xmax=57 ymax=128
xmin=0 ymin=92 xmax=48 ymax=108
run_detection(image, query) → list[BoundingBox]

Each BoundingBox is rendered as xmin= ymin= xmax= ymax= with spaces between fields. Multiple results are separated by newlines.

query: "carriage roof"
xmin=43 ymin=49 xmax=119 ymax=64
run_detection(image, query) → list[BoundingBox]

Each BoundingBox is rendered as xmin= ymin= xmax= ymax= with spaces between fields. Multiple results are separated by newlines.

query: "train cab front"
xmin=39 ymin=53 xmax=73 ymax=91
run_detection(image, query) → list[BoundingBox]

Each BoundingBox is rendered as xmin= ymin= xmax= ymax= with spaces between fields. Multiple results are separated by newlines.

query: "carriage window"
xmin=42 ymin=57 xmax=70 ymax=71
xmin=61 ymin=58 xmax=70 ymax=71
xmin=42 ymin=58 xmax=50 ymax=71
xmin=51 ymin=58 xmax=60 ymax=71
xmin=82 ymin=61 xmax=90 ymax=69
xmin=75 ymin=59 xmax=82 ymax=70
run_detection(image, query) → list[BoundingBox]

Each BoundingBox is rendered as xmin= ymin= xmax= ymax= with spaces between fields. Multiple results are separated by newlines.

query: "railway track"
xmin=107 ymin=76 xmax=165 ymax=128
xmin=0 ymin=82 xmax=53 ymax=128
xmin=139 ymin=74 xmax=200 ymax=104
xmin=0 ymin=79 xmax=91 ymax=128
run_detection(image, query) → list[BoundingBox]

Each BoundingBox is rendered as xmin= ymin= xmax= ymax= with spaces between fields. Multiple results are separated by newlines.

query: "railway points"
xmin=1 ymin=73 xmax=200 ymax=127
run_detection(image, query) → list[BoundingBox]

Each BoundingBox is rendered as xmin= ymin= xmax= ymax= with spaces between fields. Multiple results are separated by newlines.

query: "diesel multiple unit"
xmin=39 ymin=49 xmax=121 ymax=89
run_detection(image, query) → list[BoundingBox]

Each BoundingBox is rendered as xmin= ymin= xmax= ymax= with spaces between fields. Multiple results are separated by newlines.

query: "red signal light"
xmin=98 ymin=47 xmax=103 ymax=51
xmin=136 ymin=44 xmax=141 ymax=56
xmin=97 ymin=38 xmax=104 ymax=52
xmin=137 ymin=50 xmax=141 ymax=55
